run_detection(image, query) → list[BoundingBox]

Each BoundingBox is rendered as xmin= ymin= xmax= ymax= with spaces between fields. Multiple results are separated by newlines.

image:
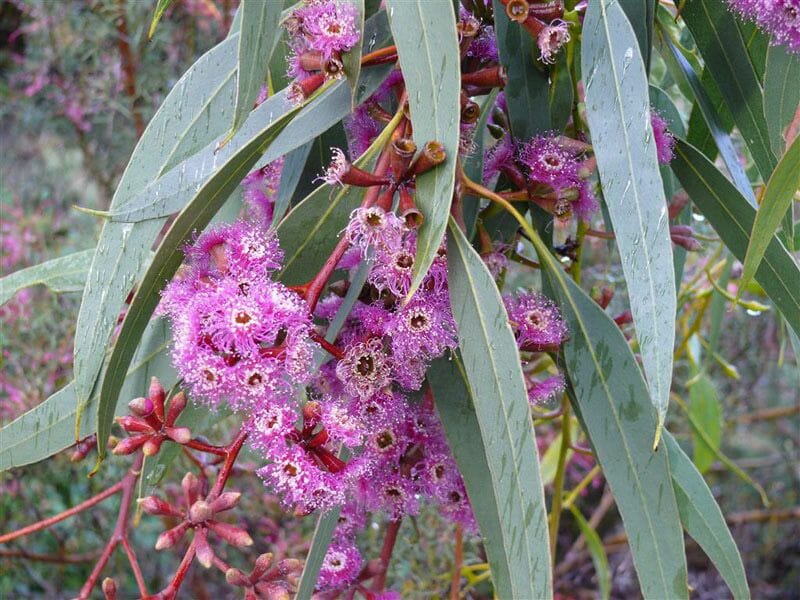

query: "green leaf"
xmin=463 ymin=89 xmax=499 ymax=236
xmin=277 ymin=108 xmax=402 ymax=285
xmin=549 ymin=55 xmax=574 ymax=132
xmin=148 ymin=0 xmax=175 ymax=38
xmin=568 ymin=506 xmax=611 ymax=600
xmin=436 ymin=221 xmax=552 ymax=599
xmin=681 ymin=0 xmax=776 ymax=180
xmin=492 ymin=0 xmax=551 ymax=139
xmin=341 ymin=0 xmax=365 ymax=102
xmin=741 ymin=135 xmax=800 ymax=292
xmin=271 ymin=141 xmax=313 ymax=225
xmin=582 ymin=0 xmax=676 ymax=440
xmin=230 ymin=0 xmax=283 ymax=136
xmin=94 ymin=94 xmax=303 ymax=462
xmin=0 ymin=249 xmax=93 ymax=305
xmin=73 ymin=32 xmax=241 ymax=418
xmin=0 ymin=319 xmax=174 ymax=471
xmin=764 ymin=45 xmax=800 ymax=155
xmin=386 ymin=0 xmax=460 ymax=299
xmin=688 ymin=374 xmax=722 ymax=473
xmin=664 ymin=432 xmax=750 ymax=599
xmin=672 ymin=140 xmax=800 ymax=336
xmin=618 ymin=0 xmax=657 ymax=71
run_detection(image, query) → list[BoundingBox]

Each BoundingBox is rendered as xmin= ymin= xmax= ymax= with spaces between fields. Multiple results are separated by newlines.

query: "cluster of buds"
xmin=113 ymin=377 xmax=191 ymax=456
xmin=225 ymin=552 xmax=303 ymax=600
xmin=141 ymin=472 xmax=253 ymax=568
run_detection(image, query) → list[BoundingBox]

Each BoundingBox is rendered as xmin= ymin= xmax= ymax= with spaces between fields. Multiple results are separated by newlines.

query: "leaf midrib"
xmin=595 ymin=0 xmax=670 ymax=415
xmin=451 ymin=228 xmax=540 ymax=598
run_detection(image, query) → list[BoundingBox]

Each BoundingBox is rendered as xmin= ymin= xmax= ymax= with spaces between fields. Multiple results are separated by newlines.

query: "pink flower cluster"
xmin=727 ymin=0 xmax=800 ymax=51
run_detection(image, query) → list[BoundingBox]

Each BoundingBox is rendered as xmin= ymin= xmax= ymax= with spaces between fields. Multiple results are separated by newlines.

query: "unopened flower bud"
xmin=155 ymin=523 xmax=189 ymax=550
xmin=128 ymin=396 xmax=154 ymax=417
xmin=288 ymin=73 xmax=325 ymax=105
xmin=225 ymin=567 xmax=251 ymax=587
xmin=115 ymin=415 xmax=151 ymax=434
xmin=209 ymin=491 xmax=241 ymax=513
xmin=142 ymin=436 xmax=164 ymax=457
xmin=669 ymin=192 xmax=690 ymax=219
xmin=138 ymin=495 xmax=180 ymax=517
xmin=165 ymin=426 xmax=192 ymax=444
xmin=251 ymin=553 xmax=274 ymax=581
xmin=262 ymin=584 xmax=291 ymax=600
xmin=102 ymin=577 xmax=117 ymax=600
xmin=111 ymin=435 xmax=148 ymax=456
xmin=182 ymin=472 xmax=201 ymax=505
xmin=207 ymin=521 xmax=254 ymax=547
xmin=461 ymin=99 xmax=481 ymax=124
xmin=276 ymin=558 xmax=303 ymax=576
xmin=165 ymin=391 xmax=187 ymax=427
xmin=148 ymin=377 xmax=166 ymax=418
xmin=194 ymin=529 xmax=215 ymax=568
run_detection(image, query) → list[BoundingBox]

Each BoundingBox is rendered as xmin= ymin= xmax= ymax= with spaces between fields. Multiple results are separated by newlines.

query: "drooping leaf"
xmin=582 ymin=0 xmax=676 ymax=440
xmin=764 ymin=44 xmax=800 ymax=155
xmin=672 ymin=140 xmax=800 ymax=336
xmin=664 ymin=432 xmax=750 ymax=600
xmin=341 ymin=0 xmax=365 ymax=102
xmin=492 ymin=0 xmax=551 ymax=139
xmin=687 ymin=68 xmax=735 ymax=161
xmin=438 ymin=220 xmax=552 ymax=599
xmin=657 ymin=28 xmax=757 ymax=205
xmin=688 ymin=374 xmax=723 ymax=474
xmin=0 ymin=249 xmax=94 ymax=305
xmin=95 ymin=94 xmax=304 ymax=461
xmin=148 ymin=0 xmax=176 ymax=38
xmin=386 ymin=0 xmax=460 ymax=299
xmin=463 ymin=89 xmax=499 ymax=236
xmin=549 ymin=54 xmax=574 ymax=132
xmin=507 ymin=212 xmax=688 ymax=598
xmin=73 ymin=32 xmax=241 ymax=417
xmin=0 ymin=319 xmax=174 ymax=471
xmin=271 ymin=141 xmax=313 ymax=225
xmin=618 ymin=0 xmax=657 ymax=71
xmin=740 ymin=135 xmax=800 ymax=292
xmin=568 ymin=505 xmax=611 ymax=600
xmin=230 ymin=0 xmax=283 ymax=136
xmin=680 ymin=0 xmax=776 ymax=180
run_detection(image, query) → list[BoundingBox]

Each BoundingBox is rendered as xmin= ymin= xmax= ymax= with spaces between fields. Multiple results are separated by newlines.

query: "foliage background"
xmin=0 ymin=1 xmax=798 ymax=598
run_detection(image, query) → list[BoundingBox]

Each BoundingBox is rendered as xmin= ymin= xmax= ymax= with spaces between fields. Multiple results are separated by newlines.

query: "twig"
xmin=370 ymin=519 xmax=402 ymax=592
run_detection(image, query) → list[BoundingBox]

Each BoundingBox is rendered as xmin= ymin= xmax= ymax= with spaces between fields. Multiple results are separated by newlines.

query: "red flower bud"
xmin=142 ymin=436 xmax=164 ymax=456
xmin=115 ymin=415 xmax=152 ymax=434
xmin=128 ymin=396 xmax=154 ymax=417
xmin=111 ymin=434 xmax=148 ymax=456
xmin=155 ymin=522 xmax=189 ymax=550
xmin=225 ymin=567 xmax=251 ymax=587
xmin=166 ymin=391 xmax=187 ymax=427
xmin=207 ymin=521 xmax=254 ymax=548
xmin=409 ymin=141 xmax=447 ymax=177
xmin=194 ymin=528 xmax=215 ymax=569
xmin=138 ymin=496 xmax=181 ymax=517
xmin=102 ymin=577 xmax=117 ymax=600
xmin=251 ymin=553 xmax=274 ymax=581
xmin=189 ymin=500 xmax=214 ymax=524
xmin=165 ymin=426 xmax=192 ymax=444
xmin=209 ymin=491 xmax=241 ymax=513
xmin=148 ymin=377 xmax=166 ymax=420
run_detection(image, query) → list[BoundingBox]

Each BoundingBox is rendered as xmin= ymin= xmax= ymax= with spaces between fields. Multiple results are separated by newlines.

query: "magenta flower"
xmin=318 ymin=539 xmax=363 ymax=590
xmin=537 ymin=20 xmax=571 ymax=64
xmin=345 ymin=206 xmax=406 ymax=252
xmin=344 ymin=105 xmax=382 ymax=158
xmin=518 ymin=134 xmax=580 ymax=190
xmin=467 ymin=25 xmax=499 ymax=63
xmin=335 ymin=338 xmax=393 ymax=399
xmin=650 ymin=110 xmax=675 ymax=164
xmin=504 ymin=291 xmax=568 ymax=350
xmin=527 ymin=373 xmax=566 ymax=406
xmin=292 ymin=0 xmax=360 ymax=60
xmin=727 ymin=0 xmax=800 ymax=51
xmin=241 ymin=160 xmax=285 ymax=224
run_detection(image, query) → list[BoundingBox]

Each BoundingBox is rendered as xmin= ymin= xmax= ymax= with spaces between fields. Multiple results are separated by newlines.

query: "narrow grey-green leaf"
xmin=657 ymin=28 xmax=756 ymax=205
xmin=463 ymin=89 xmax=499 ymax=236
xmin=271 ymin=141 xmax=313 ymax=225
xmin=764 ymin=44 xmax=800 ymax=155
xmin=582 ymin=0 xmax=676 ymax=438
xmin=231 ymin=0 xmax=283 ymax=136
xmin=341 ymin=0 xmax=365 ymax=101
xmin=681 ymin=0 xmax=777 ymax=180
xmin=568 ymin=506 xmax=611 ymax=600
xmin=618 ymin=0 xmax=656 ymax=71
xmin=386 ymin=0 xmax=459 ymax=298
xmin=664 ymin=432 xmax=750 ymax=599
xmin=95 ymin=96 xmax=302 ymax=460
xmin=0 ymin=249 xmax=93 ymax=305
xmin=688 ymin=373 xmax=722 ymax=474
xmin=148 ymin=0 xmax=175 ymax=38
xmin=741 ymin=135 xmax=800 ymax=292
xmin=672 ymin=140 xmax=800 ymax=335
xmin=492 ymin=0 xmax=551 ymax=139
xmin=443 ymin=220 xmax=552 ymax=599
xmin=522 ymin=224 xmax=688 ymax=599
xmin=73 ymin=33 xmax=240 ymax=414
xmin=0 ymin=319 xmax=174 ymax=471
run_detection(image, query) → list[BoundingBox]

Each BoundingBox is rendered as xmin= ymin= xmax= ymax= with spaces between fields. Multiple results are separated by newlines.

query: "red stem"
xmin=311 ymin=331 xmax=346 ymax=360
xmin=162 ymin=540 xmax=196 ymax=599
xmin=0 ymin=481 xmax=124 ymax=544
xmin=121 ymin=537 xmax=148 ymax=598
xmin=78 ymin=454 xmax=145 ymax=599
xmin=209 ymin=430 xmax=248 ymax=499
xmin=114 ymin=0 xmax=144 ymax=138
xmin=370 ymin=519 xmax=402 ymax=592
xmin=184 ymin=439 xmax=228 ymax=457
